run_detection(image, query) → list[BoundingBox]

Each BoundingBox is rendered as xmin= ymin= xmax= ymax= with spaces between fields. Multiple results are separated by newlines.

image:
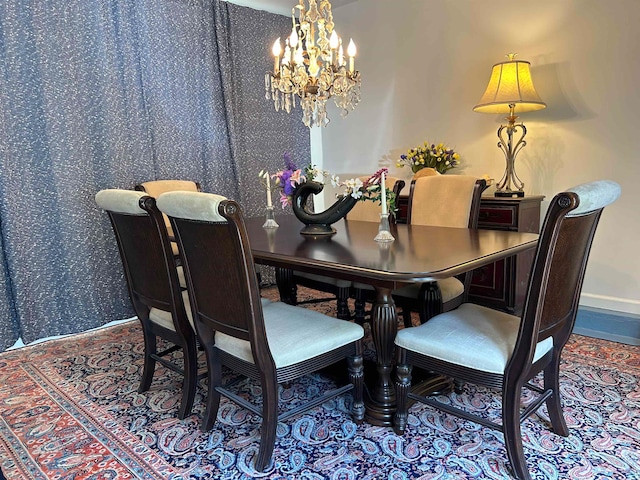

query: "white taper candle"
xmin=381 ymin=172 xmax=387 ymax=215
xmin=265 ymin=172 xmax=272 ymax=207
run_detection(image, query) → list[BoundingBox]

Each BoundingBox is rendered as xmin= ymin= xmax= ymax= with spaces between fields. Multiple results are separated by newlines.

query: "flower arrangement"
xmin=265 ymin=152 xmax=397 ymax=214
xmin=397 ymin=142 xmax=461 ymax=174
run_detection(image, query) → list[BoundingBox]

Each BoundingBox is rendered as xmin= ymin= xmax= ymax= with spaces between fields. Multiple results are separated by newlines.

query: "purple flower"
xmin=283 ymin=152 xmax=297 ymax=171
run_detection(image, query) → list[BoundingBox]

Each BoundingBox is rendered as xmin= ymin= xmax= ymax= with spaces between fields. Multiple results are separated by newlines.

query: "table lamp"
xmin=473 ymin=54 xmax=546 ymax=197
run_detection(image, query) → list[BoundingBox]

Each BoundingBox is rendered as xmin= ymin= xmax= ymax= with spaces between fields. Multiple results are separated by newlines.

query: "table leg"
xmin=365 ymin=285 xmax=397 ymax=426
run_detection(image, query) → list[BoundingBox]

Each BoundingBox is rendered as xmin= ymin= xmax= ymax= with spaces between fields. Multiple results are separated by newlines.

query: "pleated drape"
xmin=0 ymin=0 xmax=310 ymax=350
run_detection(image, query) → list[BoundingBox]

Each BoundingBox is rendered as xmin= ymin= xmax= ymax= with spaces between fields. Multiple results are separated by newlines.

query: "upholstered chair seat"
xmin=395 ymin=303 xmax=553 ymax=372
xmin=392 ymin=277 xmax=464 ymax=309
xmin=215 ymin=301 xmax=363 ymax=368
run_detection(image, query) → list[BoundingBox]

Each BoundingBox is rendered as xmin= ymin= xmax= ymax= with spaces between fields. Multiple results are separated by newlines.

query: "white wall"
xmin=319 ymin=0 xmax=640 ymax=315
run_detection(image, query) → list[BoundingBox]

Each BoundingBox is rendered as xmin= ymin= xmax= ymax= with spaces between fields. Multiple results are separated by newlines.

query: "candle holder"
xmin=374 ymin=213 xmax=394 ymax=242
xmin=262 ymin=205 xmax=279 ymax=229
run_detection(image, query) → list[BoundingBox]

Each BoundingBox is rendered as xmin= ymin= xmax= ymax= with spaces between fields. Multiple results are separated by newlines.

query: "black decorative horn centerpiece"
xmin=291 ymin=181 xmax=358 ymax=236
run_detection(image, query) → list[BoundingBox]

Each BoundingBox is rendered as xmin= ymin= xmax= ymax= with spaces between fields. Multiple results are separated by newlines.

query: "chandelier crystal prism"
xmin=265 ymin=0 xmax=361 ymax=128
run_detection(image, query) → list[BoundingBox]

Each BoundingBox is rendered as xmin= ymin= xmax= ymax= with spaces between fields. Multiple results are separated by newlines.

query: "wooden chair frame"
xmin=394 ymin=183 xmax=618 ymax=480
xmin=161 ymin=196 xmax=364 ymax=472
xmin=96 ymin=190 xmax=198 ymax=420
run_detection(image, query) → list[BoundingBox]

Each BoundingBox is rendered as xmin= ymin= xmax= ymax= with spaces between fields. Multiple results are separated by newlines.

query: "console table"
xmin=397 ymin=194 xmax=544 ymax=314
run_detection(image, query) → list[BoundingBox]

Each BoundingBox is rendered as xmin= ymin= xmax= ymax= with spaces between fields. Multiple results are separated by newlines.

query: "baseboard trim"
xmin=580 ymin=293 xmax=640 ymax=316
xmin=574 ymin=306 xmax=640 ymax=346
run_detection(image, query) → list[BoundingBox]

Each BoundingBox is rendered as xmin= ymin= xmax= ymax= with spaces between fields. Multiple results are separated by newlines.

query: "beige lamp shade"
xmin=473 ymin=55 xmax=546 ymax=114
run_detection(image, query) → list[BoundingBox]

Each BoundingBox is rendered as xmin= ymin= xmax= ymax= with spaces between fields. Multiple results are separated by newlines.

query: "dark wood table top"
xmin=245 ymin=215 xmax=538 ymax=287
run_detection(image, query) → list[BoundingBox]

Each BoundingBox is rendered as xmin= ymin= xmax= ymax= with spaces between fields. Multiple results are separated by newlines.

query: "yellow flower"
xmin=452 ymin=153 xmax=460 ymax=160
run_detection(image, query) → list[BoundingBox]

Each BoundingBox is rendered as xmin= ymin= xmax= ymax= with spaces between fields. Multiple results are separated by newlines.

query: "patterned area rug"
xmin=0 ymin=287 xmax=639 ymax=479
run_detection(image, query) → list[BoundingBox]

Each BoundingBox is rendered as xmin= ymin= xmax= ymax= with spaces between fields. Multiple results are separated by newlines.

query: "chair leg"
xmin=336 ymin=286 xmax=351 ymax=320
xmin=138 ymin=325 xmax=157 ymax=393
xmin=354 ymin=288 xmax=366 ymax=325
xmin=200 ymin=339 xmax=222 ymax=432
xmin=544 ymin=353 xmax=569 ymax=436
xmin=502 ymin=385 xmax=531 ymax=480
xmin=177 ymin=336 xmax=198 ymax=420
xmin=275 ymin=267 xmax=297 ymax=305
xmin=347 ymin=353 xmax=365 ymax=423
xmin=401 ymin=308 xmax=413 ymax=329
xmin=417 ymin=282 xmax=442 ymax=324
xmin=256 ymin=374 xmax=279 ymax=472
xmin=453 ymin=379 xmax=464 ymax=394
xmin=393 ymin=353 xmax=412 ymax=435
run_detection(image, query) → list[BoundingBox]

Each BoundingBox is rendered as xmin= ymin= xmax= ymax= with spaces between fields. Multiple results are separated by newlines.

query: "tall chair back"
xmin=95 ymin=189 xmax=197 ymax=419
xmin=408 ymin=175 xmax=484 ymax=228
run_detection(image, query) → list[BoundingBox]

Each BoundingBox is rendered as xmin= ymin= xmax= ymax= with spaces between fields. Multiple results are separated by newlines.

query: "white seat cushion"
xmin=214 ymin=302 xmax=364 ymax=368
xmin=294 ymin=271 xmax=352 ymax=288
xmin=354 ymin=277 xmax=464 ymax=304
xmin=149 ymin=294 xmax=270 ymax=332
xmin=149 ymin=291 xmax=195 ymax=331
xmin=392 ymin=277 xmax=465 ymax=303
xmin=395 ymin=303 xmax=553 ymax=374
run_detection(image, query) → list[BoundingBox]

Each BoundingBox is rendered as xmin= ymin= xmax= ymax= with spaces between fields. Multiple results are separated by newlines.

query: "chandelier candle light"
xmin=473 ymin=53 xmax=546 ymax=197
xmin=265 ymin=0 xmax=361 ymax=128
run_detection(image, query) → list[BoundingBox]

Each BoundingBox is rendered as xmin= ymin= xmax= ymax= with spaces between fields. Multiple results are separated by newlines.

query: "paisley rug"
xmin=0 ymin=287 xmax=639 ymax=479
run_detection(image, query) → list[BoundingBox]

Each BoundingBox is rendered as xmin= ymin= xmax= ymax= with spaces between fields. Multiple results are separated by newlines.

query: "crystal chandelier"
xmin=265 ymin=0 xmax=361 ymax=128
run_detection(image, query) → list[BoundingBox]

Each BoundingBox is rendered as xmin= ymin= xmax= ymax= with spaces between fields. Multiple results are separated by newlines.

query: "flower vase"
xmin=291 ymin=181 xmax=359 ymax=236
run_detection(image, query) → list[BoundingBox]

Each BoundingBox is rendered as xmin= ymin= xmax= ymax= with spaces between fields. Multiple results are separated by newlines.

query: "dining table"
xmin=244 ymin=214 xmax=538 ymax=426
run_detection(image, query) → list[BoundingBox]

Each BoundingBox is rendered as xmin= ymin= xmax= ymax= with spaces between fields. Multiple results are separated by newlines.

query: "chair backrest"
xmin=135 ymin=180 xmax=201 ymax=230
xmin=346 ymin=177 xmax=406 ymax=222
xmin=412 ymin=167 xmax=440 ymax=179
xmin=407 ymin=175 xmax=485 ymax=228
xmin=156 ymin=192 xmax=273 ymax=367
xmin=135 ymin=180 xmax=201 ymax=197
xmin=95 ymin=189 xmax=189 ymax=333
xmin=509 ymin=180 xmax=621 ymax=374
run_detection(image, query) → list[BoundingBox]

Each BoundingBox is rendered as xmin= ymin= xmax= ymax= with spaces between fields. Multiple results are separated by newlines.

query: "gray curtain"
xmin=0 ymin=0 xmax=310 ymax=351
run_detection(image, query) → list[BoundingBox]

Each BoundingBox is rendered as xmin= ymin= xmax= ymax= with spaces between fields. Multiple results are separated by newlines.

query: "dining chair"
xmin=135 ymin=179 xmax=201 ymax=197
xmin=95 ymin=189 xmax=198 ymax=419
xmin=134 ymin=180 xmax=201 ymax=259
xmin=411 ymin=167 xmax=440 ymax=179
xmin=391 ymin=175 xmax=485 ymax=326
xmin=287 ymin=177 xmax=405 ymax=321
xmin=156 ymin=191 xmax=365 ymax=472
xmin=393 ymin=180 xmax=621 ymax=480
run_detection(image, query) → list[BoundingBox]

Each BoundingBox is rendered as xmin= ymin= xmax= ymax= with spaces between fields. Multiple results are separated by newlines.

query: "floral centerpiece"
xmin=397 ymin=142 xmax=461 ymax=174
xmin=270 ymin=152 xmax=397 ymax=214
xmin=262 ymin=153 xmax=397 ymax=236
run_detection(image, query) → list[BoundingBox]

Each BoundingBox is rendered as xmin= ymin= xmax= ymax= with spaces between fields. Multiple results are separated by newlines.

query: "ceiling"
xmin=225 ymin=0 xmax=358 ymax=16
